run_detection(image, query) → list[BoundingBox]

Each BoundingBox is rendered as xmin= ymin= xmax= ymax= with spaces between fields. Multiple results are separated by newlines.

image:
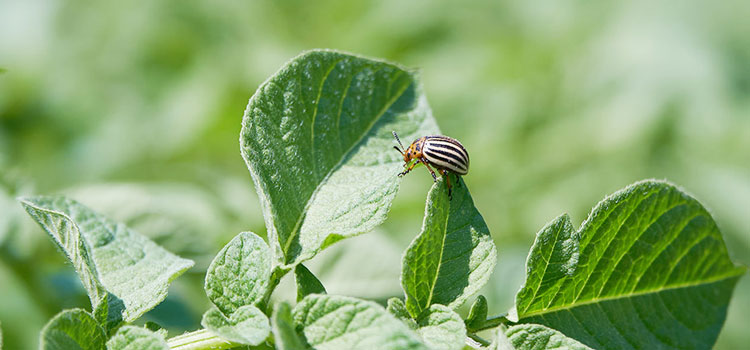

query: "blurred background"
xmin=1 ymin=0 xmax=748 ymax=348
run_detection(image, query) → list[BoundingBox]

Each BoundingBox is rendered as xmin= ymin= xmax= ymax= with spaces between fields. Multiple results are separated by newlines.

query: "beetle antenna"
xmin=392 ymin=131 xmax=405 ymax=151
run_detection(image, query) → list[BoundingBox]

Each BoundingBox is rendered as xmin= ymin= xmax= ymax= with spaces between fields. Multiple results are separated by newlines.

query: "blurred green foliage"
xmin=0 ymin=0 xmax=747 ymax=349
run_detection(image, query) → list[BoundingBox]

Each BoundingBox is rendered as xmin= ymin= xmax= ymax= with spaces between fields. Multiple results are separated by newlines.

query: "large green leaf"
xmin=204 ymin=231 xmax=271 ymax=315
xmin=40 ymin=309 xmax=106 ymax=350
xmin=19 ymin=196 xmax=194 ymax=323
xmin=240 ymin=49 xmax=438 ymax=266
xmin=401 ymin=178 xmax=497 ymax=318
xmin=106 ymin=326 xmax=168 ymax=350
xmin=293 ymin=294 xmax=428 ymax=350
xmin=509 ymin=180 xmax=746 ymax=349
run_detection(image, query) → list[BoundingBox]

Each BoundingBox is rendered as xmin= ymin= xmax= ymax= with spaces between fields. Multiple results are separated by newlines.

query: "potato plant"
xmin=19 ymin=50 xmax=745 ymax=350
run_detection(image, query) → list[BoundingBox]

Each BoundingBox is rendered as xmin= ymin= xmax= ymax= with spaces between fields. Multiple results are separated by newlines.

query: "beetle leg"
xmin=399 ymin=160 xmax=418 ymax=177
xmin=440 ymin=169 xmax=453 ymax=199
xmin=422 ymin=160 xmax=438 ymax=182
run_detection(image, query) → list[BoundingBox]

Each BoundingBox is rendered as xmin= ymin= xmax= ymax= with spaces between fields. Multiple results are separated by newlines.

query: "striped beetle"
xmin=392 ymin=131 xmax=469 ymax=198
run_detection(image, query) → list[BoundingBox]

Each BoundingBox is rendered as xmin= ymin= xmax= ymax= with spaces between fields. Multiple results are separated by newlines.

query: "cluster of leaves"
xmin=19 ymin=50 xmax=745 ymax=350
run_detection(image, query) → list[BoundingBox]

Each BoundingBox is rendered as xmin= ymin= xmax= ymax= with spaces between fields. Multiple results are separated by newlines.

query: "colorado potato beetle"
xmin=392 ymin=131 xmax=470 ymax=198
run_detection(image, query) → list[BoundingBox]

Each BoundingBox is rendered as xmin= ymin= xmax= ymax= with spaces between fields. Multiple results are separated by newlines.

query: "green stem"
xmin=167 ymin=329 xmax=239 ymax=350
xmin=473 ymin=313 xmax=509 ymax=332
xmin=167 ymin=265 xmax=289 ymax=349
xmin=467 ymin=333 xmax=490 ymax=347
xmin=259 ymin=266 xmax=289 ymax=312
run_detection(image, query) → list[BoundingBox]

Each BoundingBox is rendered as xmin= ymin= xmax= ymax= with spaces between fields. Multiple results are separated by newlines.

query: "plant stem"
xmin=167 ymin=329 xmax=239 ymax=350
xmin=467 ymin=333 xmax=490 ymax=347
xmin=259 ymin=266 xmax=289 ymax=312
xmin=473 ymin=313 xmax=508 ymax=332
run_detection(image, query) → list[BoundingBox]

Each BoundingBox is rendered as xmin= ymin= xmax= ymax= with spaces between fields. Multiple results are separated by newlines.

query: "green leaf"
xmin=143 ymin=322 xmax=168 ymax=338
xmin=19 ymin=196 xmax=194 ymax=323
xmin=106 ymin=326 xmax=168 ymax=350
xmin=510 ymin=180 xmax=747 ymax=349
xmin=386 ymin=298 xmax=416 ymax=329
xmin=0 ymin=320 xmax=3 ymax=350
xmin=204 ymin=231 xmax=271 ymax=315
xmin=505 ymin=324 xmax=591 ymax=350
xmin=296 ymin=264 xmax=327 ymax=302
xmin=40 ymin=309 xmax=106 ymax=350
xmin=240 ymin=49 xmax=439 ymax=266
xmin=401 ymin=178 xmax=497 ymax=318
xmin=490 ymin=328 xmax=514 ymax=350
xmin=294 ymin=294 xmax=429 ymax=350
xmin=465 ymin=295 xmax=488 ymax=331
xmin=415 ymin=304 xmax=466 ymax=350
xmin=201 ymin=305 xmax=271 ymax=346
xmin=272 ymin=302 xmax=309 ymax=350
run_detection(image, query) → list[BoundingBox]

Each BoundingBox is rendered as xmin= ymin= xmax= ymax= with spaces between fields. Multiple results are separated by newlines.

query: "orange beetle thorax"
xmin=404 ymin=137 xmax=425 ymax=163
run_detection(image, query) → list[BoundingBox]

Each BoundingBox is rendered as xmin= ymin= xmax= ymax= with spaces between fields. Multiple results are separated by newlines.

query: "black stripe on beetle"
xmin=392 ymin=131 xmax=470 ymax=199
xmin=425 ymin=141 xmax=469 ymax=163
xmin=423 ymin=149 xmax=467 ymax=173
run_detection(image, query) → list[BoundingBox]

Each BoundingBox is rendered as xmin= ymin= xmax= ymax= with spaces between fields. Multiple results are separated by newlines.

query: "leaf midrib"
xmin=281 ymin=68 xmax=410 ymax=263
xmin=19 ymin=199 xmax=109 ymax=307
xmin=424 ymin=196 xmax=451 ymax=311
xmin=518 ymin=270 xmax=744 ymax=320
xmin=522 ymin=217 xmax=566 ymax=315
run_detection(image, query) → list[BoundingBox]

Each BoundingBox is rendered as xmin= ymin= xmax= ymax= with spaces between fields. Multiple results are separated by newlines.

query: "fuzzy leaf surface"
xmin=510 ymin=180 xmax=746 ymax=349
xmin=240 ymin=49 xmax=439 ymax=266
xmin=505 ymin=324 xmax=591 ymax=350
xmin=401 ymin=178 xmax=497 ymax=317
xmin=386 ymin=298 xmax=416 ymax=329
xmin=204 ymin=231 xmax=271 ymax=315
xmin=201 ymin=305 xmax=270 ymax=346
xmin=19 ymin=196 xmax=193 ymax=323
xmin=106 ymin=326 xmax=168 ymax=350
xmin=293 ymin=294 xmax=428 ymax=350
xmin=415 ymin=304 xmax=465 ymax=350
xmin=272 ymin=302 xmax=309 ymax=350
xmin=40 ymin=309 xmax=106 ymax=350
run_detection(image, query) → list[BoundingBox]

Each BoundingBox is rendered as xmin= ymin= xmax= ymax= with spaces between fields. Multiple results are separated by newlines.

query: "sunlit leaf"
xmin=40 ymin=309 xmax=105 ymax=350
xmin=201 ymin=305 xmax=270 ymax=346
xmin=505 ymin=324 xmax=591 ymax=350
xmin=240 ymin=49 xmax=439 ymax=266
xmin=294 ymin=294 xmax=428 ymax=350
xmin=415 ymin=304 xmax=465 ymax=350
xmin=106 ymin=326 xmax=168 ymax=350
xmin=19 ymin=196 xmax=194 ymax=324
xmin=401 ymin=178 xmax=497 ymax=317
xmin=509 ymin=180 xmax=747 ymax=349
xmin=204 ymin=232 xmax=271 ymax=315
